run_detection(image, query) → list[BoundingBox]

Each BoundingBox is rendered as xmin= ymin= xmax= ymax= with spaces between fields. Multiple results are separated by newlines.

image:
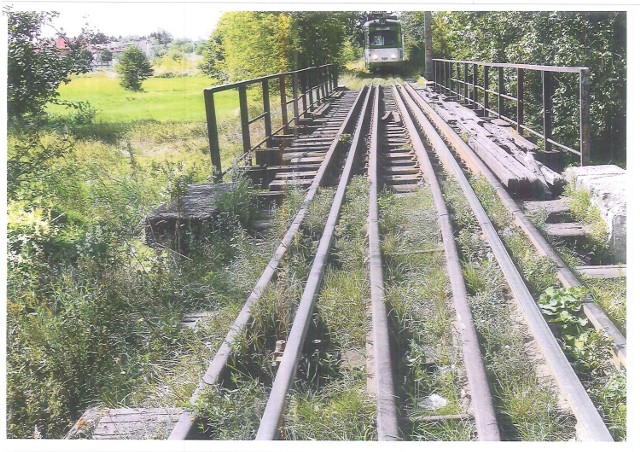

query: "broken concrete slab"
xmin=564 ymin=165 xmax=626 ymax=262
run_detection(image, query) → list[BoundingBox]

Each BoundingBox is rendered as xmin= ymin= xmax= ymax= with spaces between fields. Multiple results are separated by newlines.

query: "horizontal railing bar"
xmin=435 ymin=58 xmax=586 ymax=73
xmin=204 ymin=65 xmax=333 ymax=94
xmin=547 ymin=138 xmax=581 ymax=155
xmin=247 ymin=111 xmax=268 ymax=125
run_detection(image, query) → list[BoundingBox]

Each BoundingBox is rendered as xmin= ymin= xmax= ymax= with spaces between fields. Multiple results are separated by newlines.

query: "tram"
xmin=363 ymin=14 xmax=404 ymax=70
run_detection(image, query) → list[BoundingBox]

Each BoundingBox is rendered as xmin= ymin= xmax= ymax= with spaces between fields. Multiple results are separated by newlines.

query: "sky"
xmin=6 ymin=1 xmax=638 ymax=41
xmin=8 ymin=1 xmax=227 ymax=41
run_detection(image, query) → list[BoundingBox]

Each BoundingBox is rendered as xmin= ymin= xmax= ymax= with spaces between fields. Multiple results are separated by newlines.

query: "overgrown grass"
xmin=441 ymin=177 xmax=576 ymax=441
xmin=563 ymin=182 xmax=611 ymax=264
xmin=283 ymin=176 xmax=377 ymax=440
xmin=193 ymin=187 xmax=337 ymax=439
xmin=465 ymin=175 xmax=626 ymax=440
xmin=6 ymin=95 xmax=276 ymax=438
xmin=586 ymin=277 xmax=626 ymax=335
xmin=379 ymin=186 xmax=473 ymax=441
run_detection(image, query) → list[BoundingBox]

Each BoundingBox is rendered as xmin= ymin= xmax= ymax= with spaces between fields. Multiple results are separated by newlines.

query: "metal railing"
xmin=203 ymin=64 xmax=339 ymax=179
xmin=433 ymin=59 xmax=591 ymax=165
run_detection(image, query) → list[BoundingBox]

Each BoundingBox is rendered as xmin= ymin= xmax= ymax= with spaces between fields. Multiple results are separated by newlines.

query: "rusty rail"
xmin=168 ymin=85 xmax=367 ymax=441
xmin=392 ymin=82 xmax=501 ymax=440
xmin=204 ymin=64 xmax=339 ymax=179
xmin=433 ymin=59 xmax=590 ymax=165
xmin=401 ymin=81 xmax=613 ymax=441
xmin=255 ymin=83 xmax=373 ymax=439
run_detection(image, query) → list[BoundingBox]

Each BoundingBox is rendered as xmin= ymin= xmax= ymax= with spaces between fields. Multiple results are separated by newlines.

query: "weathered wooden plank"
xmin=68 ymin=407 xmax=183 ymax=440
xmin=427 ymin=90 xmax=563 ymax=197
xmin=93 ymin=412 xmax=182 ymax=440
xmin=545 ymin=222 xmax=591 ymax=238
xmin=269 ymin=178 xmax=314 ymax=190
xmin=275 ymin=171 xmax=318 ymax=179
xmin=384 ymin=174 xmax=422 ymax=184
xmin=577 ymin=265 xmax=626 ymax=279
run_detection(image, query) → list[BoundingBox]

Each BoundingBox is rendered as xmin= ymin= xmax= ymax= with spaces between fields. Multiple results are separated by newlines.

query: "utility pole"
xmin=424 ymin=11 xmax=434 ymax=82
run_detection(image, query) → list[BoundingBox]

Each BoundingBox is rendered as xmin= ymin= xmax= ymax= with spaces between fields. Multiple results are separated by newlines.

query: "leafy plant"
xmin=537 ymin=286 xmax=589 ymax=340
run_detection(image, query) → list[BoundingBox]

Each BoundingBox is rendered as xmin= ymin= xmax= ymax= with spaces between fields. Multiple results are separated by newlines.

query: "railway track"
xmin=73 ymin=80 xmax=624 ymax=441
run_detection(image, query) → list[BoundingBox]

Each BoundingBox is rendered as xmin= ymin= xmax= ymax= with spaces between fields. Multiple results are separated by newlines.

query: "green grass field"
xmin=48 ymin=72 xmax=239 ymax=123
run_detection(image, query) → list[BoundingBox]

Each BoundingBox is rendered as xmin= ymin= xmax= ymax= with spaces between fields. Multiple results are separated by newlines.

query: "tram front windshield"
xmin=369 ymin=28 xmax=398 ymax=47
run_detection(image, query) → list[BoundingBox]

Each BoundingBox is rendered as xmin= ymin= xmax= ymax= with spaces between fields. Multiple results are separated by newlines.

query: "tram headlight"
xmin=390 ymin=54 xmax=398 ymax=59
xmin=372 ymin=54 xmax=379 ymax=60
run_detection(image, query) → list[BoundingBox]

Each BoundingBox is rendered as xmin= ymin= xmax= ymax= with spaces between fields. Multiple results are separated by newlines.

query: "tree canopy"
xmin=201 ymin=11 xmax=358 ymax=81
xmin=6 ymin=9 xmax=93 ymax=119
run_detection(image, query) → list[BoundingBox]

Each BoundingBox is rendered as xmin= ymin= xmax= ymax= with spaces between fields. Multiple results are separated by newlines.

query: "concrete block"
xmin=564 ymin=165 xmax=626 ymax=262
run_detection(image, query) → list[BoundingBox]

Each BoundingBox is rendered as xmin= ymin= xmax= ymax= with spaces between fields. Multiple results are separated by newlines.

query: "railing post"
xmin=449 ymin=61 xmax=455 ymax=96
xmin=315 ymin=66 xmax=321 ymax=105
xmin=333 ymin=65 xmax=339 ymax=90
xmin=498 ymin=66 xmax=505 ymax=119
xmin=292 ymin=71 xmax=300 ymax=138
xmin=204 ymin=89 xmax=222 ymax=180
xmin=517 ymin=68 xmax=524 ymax=134
xmin=464 ymin=62 xmax=469 ymax=104
xmin=279 ymin=74 xmax=290 ymax=134
xmin=238 ymin=84 xmax=252 ymax=165
xmin=301 ymin=71 xmax=308 ymax=115
xmin=456 ymin=63 xmax=461 ymax=101
xmin=307 ymin=69 xmax=314 ymax=113
xmin=262 ymin=78 xmax=273 ymax=148
xmin=473 ymin=63 xmax=478 ymax=109
xmin=580 ymin=68 xmax=591 ymax=165
xmin=483 ymin=65 xmax=489 ymax=117
xmin=323 ymin=66 xmax=329 ymax=98
xmin=542 ymin=71 xmax=553 ymax=152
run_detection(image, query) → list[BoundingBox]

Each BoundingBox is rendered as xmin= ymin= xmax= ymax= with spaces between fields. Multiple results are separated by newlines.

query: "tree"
xmin=150 ymin=29 xmax=172 ymax=45
xmin=6 ymin=9 xmax=92 ymax=119
xmin=97 ymin=48 xmax=113 ymax=63
xmin=116 ymin=45 xmax=154 ymax=91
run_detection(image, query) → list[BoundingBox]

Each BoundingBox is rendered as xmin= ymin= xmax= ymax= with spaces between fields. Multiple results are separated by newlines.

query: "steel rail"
xmin=391 ymin=82 xmax=501 ymax=441
xmin=255 ymin=83 xmax=374 ymax=440
xmin=367 ymin=85 xmax=400 ymax=440
xmin=404 ymin=83 xmax=626 ymax=368
xmin=168 ymin=86 xmax=369 ymax=440
xmin=397 ymin=83 xmax=614 ymax=441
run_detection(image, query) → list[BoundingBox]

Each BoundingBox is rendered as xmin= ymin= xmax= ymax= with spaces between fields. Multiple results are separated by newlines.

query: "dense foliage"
xmin=200 ymin=11 xmax=358 ymax=81
xmin=401 ymin=11 xmax=626 ymax=164
xmin=117 ymin=45 xmax=154 ymax=91
xmin=6 ymin=9 xmax=92 ymax=119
